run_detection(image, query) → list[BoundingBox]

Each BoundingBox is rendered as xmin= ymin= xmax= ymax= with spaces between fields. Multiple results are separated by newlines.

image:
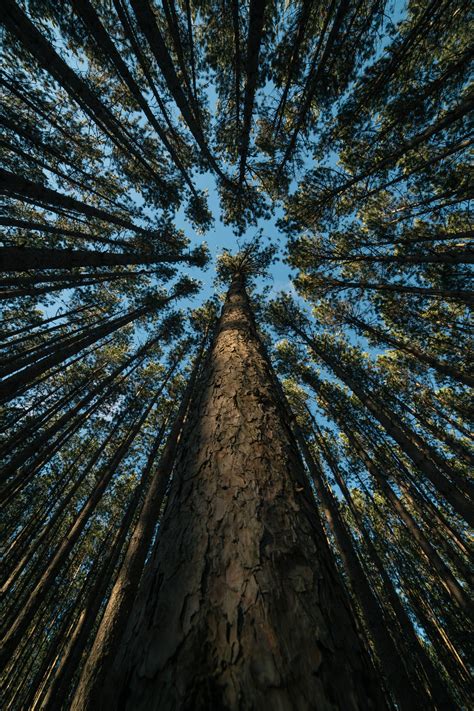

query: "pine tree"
xmin=1 ymin=1 xmax=471 ymax=708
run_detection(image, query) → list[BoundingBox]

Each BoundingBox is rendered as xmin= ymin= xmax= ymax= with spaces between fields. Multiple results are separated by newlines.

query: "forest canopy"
xmin=0 ymin=0 xmax=472 ymax=709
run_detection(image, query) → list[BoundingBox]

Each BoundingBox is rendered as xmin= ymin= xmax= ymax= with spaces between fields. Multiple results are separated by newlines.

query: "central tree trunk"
xmin=107 ymin=274 xmax=385 ymax=710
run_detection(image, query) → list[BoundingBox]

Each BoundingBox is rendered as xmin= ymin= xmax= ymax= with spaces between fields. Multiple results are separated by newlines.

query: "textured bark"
xmin=106 ymin=274 xmax=386 ymax=710
xmin=72 ymin=342 xmax=204 ymax=710
xmin=41 ymin=476 xmax=153 ymax=711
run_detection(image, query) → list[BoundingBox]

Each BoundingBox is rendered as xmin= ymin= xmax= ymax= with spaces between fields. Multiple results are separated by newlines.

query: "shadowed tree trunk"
xmin=71 ymin=338 xmax=206 ymax=710
xmin=0 ymin=246 xmax=193 ymax=271
xmin=103 ymin=273 xmax=386 ymax=710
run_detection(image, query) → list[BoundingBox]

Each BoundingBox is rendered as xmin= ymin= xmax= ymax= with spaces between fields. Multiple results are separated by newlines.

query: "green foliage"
xmin=0 ymin=1 xmax=471 ymax=707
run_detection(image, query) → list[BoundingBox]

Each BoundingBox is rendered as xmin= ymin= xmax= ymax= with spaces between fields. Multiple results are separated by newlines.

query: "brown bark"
xmin=40 ymin=473 xmax=154 ymax=711
xmin=104 ymin=274 xmax=386 ymax=710
xmin=72 ymin=341 xmax=205 ymax=710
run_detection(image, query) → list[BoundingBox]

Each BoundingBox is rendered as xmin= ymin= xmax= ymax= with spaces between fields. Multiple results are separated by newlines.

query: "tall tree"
xmin=100 ymin=248 xmax=386 ymax=709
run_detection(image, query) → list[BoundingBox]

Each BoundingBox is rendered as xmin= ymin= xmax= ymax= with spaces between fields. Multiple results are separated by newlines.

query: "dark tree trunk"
xmin=310 ymin=421 xmax=457 ymax=709
xmin=321 ymin=277 xmax=474 ymax=305
xmin=1 ymin=0 xmax=168 ymax=189
xmin=292 ymin=425 xmax=425 ymax=711
xmin=0 ymin=168 xmax=150 ymax=236
xmin=295 ymin=330 xmax=474 ymax=525
xmin=346 ymin=313 xmax=474 ymax=388
xmin=0 ymin=297 xmax=169 ymax=402
xmin=104 ymin=274 xmax=386 ymax=710
xmin=0 ymin=399 xmax=156 ymax=671
xmin=0 ymin=246 xmax=190 ymax=271
xmin=129 ymin=0 xmax=229 ymax=185
xmin=0 ymin=216 xmax=132 ymax=249
xmin=72 ymin=340 xmax=205 ymax=710
xmin=346 ymin=430 xmax=469 ymax=611
xmin=71 ymin=0 xmax=197 ymax=194
xmin=238 ymin=0 xmax=266 ymax=184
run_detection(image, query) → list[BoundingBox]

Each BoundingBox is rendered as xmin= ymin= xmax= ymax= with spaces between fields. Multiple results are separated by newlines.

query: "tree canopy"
xmin=0 ymin=0 xmax=472 ymax=708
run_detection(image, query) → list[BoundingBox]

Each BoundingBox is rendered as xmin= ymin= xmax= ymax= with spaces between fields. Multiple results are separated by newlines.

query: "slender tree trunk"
xmin=0 ymin=398 xmax=156 ymax=670
xmin=104 ymin=274 xmax=386 ymax=710
xmin=296 ymin=331 xmax=474 ymax=525
xmin=40 ymin=475 xmax=154 ymax=711
xmin=238 ymin=0 xmax=266 ymax=184
xmin=0 ymin=299 xmax=164 ymax=402
xmin=346 ymin=430 xmax=470 ymax=611
xmin=321 ymin=277 xmax=474 ymax=304
xmin=0 ymin=216 xmax=132 ymax=249
xmin=292 ymin=424 xmax=425 ymax=711
xmin=71 ymin=0 xmax=197 ymax=195
xmin=310 ymin=421 xmax=456 ymax=709
xmin=129 ymin=0 xmax=229 ymax=185
xmin=0 ymin=168 xmax=149 ymax=236
xmin=0 ymin=246 xmax=190 ymax=271
xmin=72 ymin=340 xmax=206 ymax=710
xmin=346 ymin=313 xmax=473 ymax=387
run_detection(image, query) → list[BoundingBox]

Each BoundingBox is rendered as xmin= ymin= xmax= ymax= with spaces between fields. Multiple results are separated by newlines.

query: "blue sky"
xmin=167 ymin=0 xmax=409 ymax=310
xmin=173 ymin=170 xmax=292 ymax=305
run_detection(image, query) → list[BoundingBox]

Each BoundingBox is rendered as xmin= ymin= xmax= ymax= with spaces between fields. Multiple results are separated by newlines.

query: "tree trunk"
xmin=346 ymin=313 xmax=474 ymax=387
xmin=0 ymin=298 xmax=164 ymax=402
xmin=0 ymin=246 xmax=190 ymax=271
xmin=293 ymin=424 xmax=424 ymax=711
xmin=238 ymin=0 xmax=266 ymax=184
xmin=310 ymin=421 xmax=456 ymax=709
xmin=0 ymin=216 xmax=131 ymax=249
xmin=0 ymin=168 xmax=149 ymax=236
xmin=129 ymin=0 xmax=229 ymax=185
xmin=104 ymin=274 xmax=386 ymax=710
xmin=0 ymin=398 xmax=156 ymax=670
xmin=71 ymin=341 xmax=205 ymax=710
xmin=296 ymin=330 xmax=474 ymax=525
xmin=347 ymin=430 xmax=470 ymax=611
